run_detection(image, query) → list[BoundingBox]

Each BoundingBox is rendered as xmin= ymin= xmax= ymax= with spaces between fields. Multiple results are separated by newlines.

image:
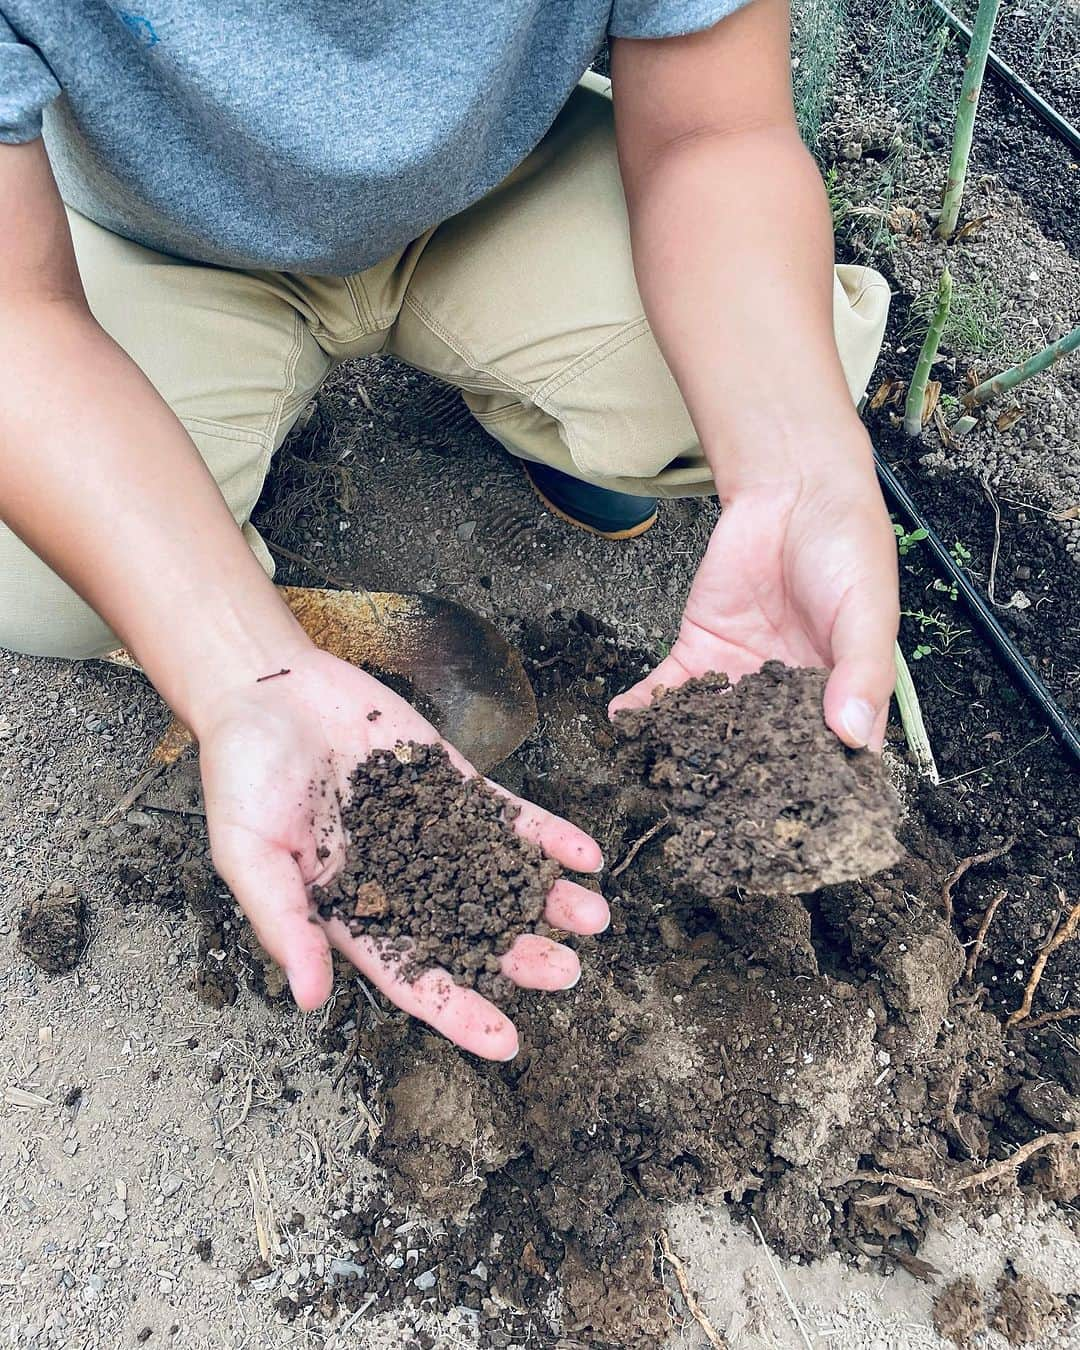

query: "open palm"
xmin=198 ymin=648 xmax=607 ymax=1060
xmin=610 ymin=478 xmax=899 ymax=749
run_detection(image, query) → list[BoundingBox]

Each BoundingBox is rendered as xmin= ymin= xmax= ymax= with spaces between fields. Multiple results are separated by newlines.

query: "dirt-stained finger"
xmin=325 ymin=920 xmax=520 ymax=1060
xmin=543 ymin=878 xmax=609 ymax=935
xmin=500 ymin=934 xmax=580 ymax=991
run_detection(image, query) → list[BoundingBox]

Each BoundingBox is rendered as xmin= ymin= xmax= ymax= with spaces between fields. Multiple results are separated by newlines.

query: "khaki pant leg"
xmin=388 ymin=84 xmax=890 ymax=500
xmin=0 ymin=211 xmax=331 ymax=659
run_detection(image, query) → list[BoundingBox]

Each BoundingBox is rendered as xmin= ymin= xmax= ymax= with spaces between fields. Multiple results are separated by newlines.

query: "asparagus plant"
xmin=962 ymin=322 xmax=1080 ymax=409
xmin=904 ymin=266 xmax=953 ymax=436
xmin=893 ymin=642 xmax=939 ymax=783
xmin=937 ymin=0 xmax=1002 ymax=239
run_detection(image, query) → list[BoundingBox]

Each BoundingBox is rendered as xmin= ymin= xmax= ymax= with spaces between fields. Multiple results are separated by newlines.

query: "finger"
xmin=501 ymin=798 xmax=603 ymax=872
xmin=824 ymin=582 xmax=899 ymax=749
xmin=500 ymin=934 xmax=580 ymax=991
xmin=212 ymin=834 xmax=333 ymax=1011
xmin=437 ymin=740 xmax=603 ymax=874
xmin=326 ymin=920 xmax=519 ymax=1060
xmin=608 ymin=651 xmax=694 ymax=717
xmin=544 ymin=878 xmax=609 ymax=935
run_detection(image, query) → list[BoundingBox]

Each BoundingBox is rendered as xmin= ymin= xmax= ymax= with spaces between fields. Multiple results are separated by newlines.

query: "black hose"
xmin=929 ymin=0 xmax=1080 ymax=157
xmin=875 ymin=455 xmax=1080 ymax=769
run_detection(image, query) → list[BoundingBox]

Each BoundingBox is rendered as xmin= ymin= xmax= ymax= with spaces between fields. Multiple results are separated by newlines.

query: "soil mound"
xmin=18 ymin=880 xmax=88 ymax=973
xmin=312 ymin=742 xmax=559 ymax=997
xmin=104 ymin=611 xmax=1079 ymax=1347
xmin=614 ymin=662 xmax=901 ymax=896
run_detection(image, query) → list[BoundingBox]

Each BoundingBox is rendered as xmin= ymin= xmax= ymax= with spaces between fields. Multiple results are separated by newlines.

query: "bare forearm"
xmin=0 ymin=302 xmax=308 ymax=730
xmin=624 ymin=127 xmax=870 ymax=499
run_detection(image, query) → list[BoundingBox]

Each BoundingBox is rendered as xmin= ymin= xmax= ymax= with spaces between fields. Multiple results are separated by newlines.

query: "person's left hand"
xmin=609 ymin=462 xmax=899 ymax=749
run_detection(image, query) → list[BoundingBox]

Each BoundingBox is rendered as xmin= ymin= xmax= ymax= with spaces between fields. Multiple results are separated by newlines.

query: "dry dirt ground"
xmin=3 ymin=34 xmax=1080 ymax=1350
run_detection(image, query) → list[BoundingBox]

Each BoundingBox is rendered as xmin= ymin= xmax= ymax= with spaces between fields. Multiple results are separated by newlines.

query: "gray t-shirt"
xmin=1 ymin=1 xmax=746 ymax=275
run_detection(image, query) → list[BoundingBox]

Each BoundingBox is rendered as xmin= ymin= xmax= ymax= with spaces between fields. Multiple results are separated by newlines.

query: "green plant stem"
xmin=937 ymin=0 xmax=1001 ymax=238
xmin=904 ymin=267 xmax=953 ymax=436
xmin=893 ymin=642 xmax=939 ymax=783
xmin=961 ymin=323 xmax=1080 ymax=409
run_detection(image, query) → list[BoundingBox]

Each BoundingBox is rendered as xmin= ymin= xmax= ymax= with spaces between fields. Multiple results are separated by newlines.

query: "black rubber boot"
xmin=520 ymin=461 xmax=658 ymax=539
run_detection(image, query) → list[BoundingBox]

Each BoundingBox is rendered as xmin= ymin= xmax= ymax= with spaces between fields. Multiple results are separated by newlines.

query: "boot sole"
xmin=521 ymin=465 xmax=658 ymax=541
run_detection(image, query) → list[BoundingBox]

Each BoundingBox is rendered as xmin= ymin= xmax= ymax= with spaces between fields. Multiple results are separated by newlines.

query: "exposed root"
xmin=1018 ymin=1007 xmax=1080 ymax=1030
xmin=940 ymin=836 xmax=1016 ymax=921
xmin=749 ymin=1217 xmax=815 ymax=1349
xmin=964 ymin=887 xmax=1006 ymax=981
xmin=1007 ymin=891 xmax=1080 ymax=1027
xmin=657 ymin=1229 xmax=728 ymax=1349
xmin=610 ymin=816 xmax=671 ymax=880
xmin=851 ymin=1128 xmax=1080 ymax=1197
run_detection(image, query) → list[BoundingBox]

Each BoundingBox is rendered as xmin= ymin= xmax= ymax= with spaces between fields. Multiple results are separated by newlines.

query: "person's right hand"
xmin=195 ymin=643 xmax=608 ymax=1060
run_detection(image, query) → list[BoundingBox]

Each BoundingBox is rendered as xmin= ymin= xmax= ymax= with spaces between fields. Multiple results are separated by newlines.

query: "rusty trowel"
xmin=107 ymin=586 xmax=537 ymax=774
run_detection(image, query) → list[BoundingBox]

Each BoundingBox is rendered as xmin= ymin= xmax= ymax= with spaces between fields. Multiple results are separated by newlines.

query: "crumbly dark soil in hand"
xmin=311 ymin=742 xmax=559 ymax=998
xmin=614 ymin=663 xmax=901 ymax=898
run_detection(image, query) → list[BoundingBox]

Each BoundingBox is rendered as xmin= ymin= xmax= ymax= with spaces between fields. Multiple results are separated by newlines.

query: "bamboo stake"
xmin=893 ymin=642 xmax=939 ymax=783
xmin=938 ymin=0 xmax=1002 ymax=239
xmin=962 ymin=324 xmax=1080 ymax=409
xmin=904 ymin=268 xmax=953 ymax=436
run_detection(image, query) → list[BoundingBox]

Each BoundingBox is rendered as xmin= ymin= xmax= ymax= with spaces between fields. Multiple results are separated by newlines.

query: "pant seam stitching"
xmin=344 ymin=274 xmax=377 ymax=333
xmin=180 ymin=415 xmax=268 ymax=447
xmin=271 ymin=315 xmax=308 ymax=454
xmin=402 ymin=294 xmax=532 ymax=398
xmin=537 ymin=317 xmax=652 ymax=403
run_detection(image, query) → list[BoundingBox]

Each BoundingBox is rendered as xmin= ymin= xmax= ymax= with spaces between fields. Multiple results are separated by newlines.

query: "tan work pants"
xmin=0 ymin=83 xmax=890 ymax=659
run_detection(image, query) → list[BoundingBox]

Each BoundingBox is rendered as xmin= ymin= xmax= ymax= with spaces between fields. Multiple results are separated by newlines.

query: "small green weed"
xmin=894 ymin=521 xmax=929 ymax=556
xmin=905 ymin=279 xmax=1008 ymax=361
xmin=902 ymin=607 xmax=969 ymax=657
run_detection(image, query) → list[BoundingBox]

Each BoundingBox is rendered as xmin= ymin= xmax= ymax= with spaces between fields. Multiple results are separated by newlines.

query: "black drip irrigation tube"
xmin=876 ymin=456 xmax=1080 ymax=769
xmin=930 ymin=0 xmax=1080 ymax=157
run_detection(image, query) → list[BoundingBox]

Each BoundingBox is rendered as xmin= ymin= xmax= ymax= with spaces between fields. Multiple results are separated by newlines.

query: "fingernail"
xmin=498 ymin=1040 xmax=520 ymax=1062
xmin=560 ymin=966 xmax=582 ymax=990
xmin=840 ymin=697 xmax=876 ymax=748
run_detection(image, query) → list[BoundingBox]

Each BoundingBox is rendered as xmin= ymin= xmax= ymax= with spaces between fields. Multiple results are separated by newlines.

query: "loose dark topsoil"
xmin=615 ymin=662 xmax=901 ymax=897
xmin=311 ymin=743 xmax=559 ymax=998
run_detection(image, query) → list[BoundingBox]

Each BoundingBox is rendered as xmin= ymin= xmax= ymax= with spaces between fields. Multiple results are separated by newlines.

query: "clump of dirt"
xmin=101 ymin=604 xmax=1079 ymax=1348
xmin=18 ymin=880 xmax=88 ymax=973
xmin=614 ymin=663 xmax=901 ymax=897
xmin=933 ymin=1276 xmax=986 ymax=1347
xmin=312 ymin=742 xmax=559 ymax=997
xmin=992 ymin=1270 xmax=1068 ymax=1346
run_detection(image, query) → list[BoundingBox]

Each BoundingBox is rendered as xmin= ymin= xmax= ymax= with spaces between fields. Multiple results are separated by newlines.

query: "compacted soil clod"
xmin=18 ymin=880 xmax=89 ymax=974
xmin=615 ymin=662 xmax=901 ymax=897
xmin=312 ymin=742 xmax=560 ymax=998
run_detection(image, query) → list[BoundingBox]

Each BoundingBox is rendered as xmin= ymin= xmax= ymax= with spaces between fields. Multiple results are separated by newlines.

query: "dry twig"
xmin=964 ymin=888 xmax=1006 ymax=981
xmin=610 ymin=816 xmax=670 ymax=880
xmin=98 ymin=761 xmax=166 ymax=827
xmin=265 ymin=539 xmax=354 ymax=589
xmin=940 ymin=836 xmax=1016 ymax=921
xmin=1007 ymin=891 xmax=1080 ymax=1027
xmin=657 ymin=1229 xmax=727 ymax=1348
